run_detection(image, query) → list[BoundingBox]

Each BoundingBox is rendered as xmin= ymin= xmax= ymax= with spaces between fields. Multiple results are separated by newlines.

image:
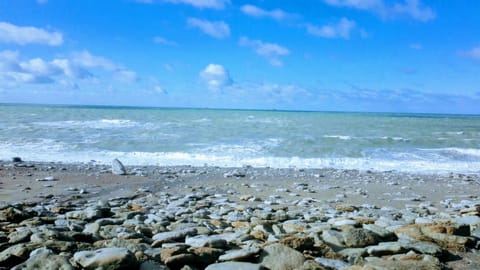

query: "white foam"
xmin=34 ymin=119 xmax=140 ymax=129
xmin=2 ymin=141 xmax=479 ymax=174
xmin=323 ymin=135 xmax=352 ymax=140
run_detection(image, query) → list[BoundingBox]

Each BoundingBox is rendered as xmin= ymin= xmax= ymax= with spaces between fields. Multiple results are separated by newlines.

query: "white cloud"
xmin=72 ymin=50 xmax=117 ymax=70
xmin=306 ymin=18 xmax=356 ymax=39
xmin=239 ymin=37 xmax=289 ymax=67
xmin=200 ymin=64 xmax=232 ymax=91
xmin=393 ymin=0 xmax=435 ymax=22
xmin=153 ymin=36 xmax=178 ymax=46
xmin=462 ymin=46 xmax=480 ymax=61
xmin=114 ymin=70 xmax=138 ymax=83
xmin=139 ymin=0 xmax=229 ymax=9
xmin=0 ymin=50 xmax=138 ymax=88
xmin=0 ymin=22 xmax=63 ymax=46
xmin=324 ymin=0 xmax=385 ymax=10
xmin=187 ymin=18 xmax=230 ymax=39
xmin=240 ymin=5 xmax=293 ymax=21
xmin=323 ymin=0 xmax=435 ymax=22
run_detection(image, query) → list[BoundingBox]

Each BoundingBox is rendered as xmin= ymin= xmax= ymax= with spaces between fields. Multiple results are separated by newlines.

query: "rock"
xmin=11 ymin=247 xmax=74 ymax=270
xmin=259 ymin=243 xmax=305 ymax=270
xmin=219 ymin=246 xmax=260 ymax=261
xmin=394 ymin=223 xmax=474 ymax=251
xmin=224 ymin=169 xmax=246 ymax=178
xmin=321 ymin=230 xmax=345 ymax=248
xmin=185 ymin=235 xmax=228 ymax=249
xmin=1 ymin=207 xmax=32 ymax=222
xmin=366 ymin=242 xmax=405 ymax=256
xmin=152 ymin=228 xmax=197 ymax=247
xmin=12 ymin=157 xmax=22 ymax=162
xmin=8 ymin=229 xmax=32 ymax=244
xmin=206 ymin=262 xmax=264 ymax=270
xmin=188 ymin=247 xmax=224 ymax=264
xmin=363 ymin=224 xmax=397 ymax=241
xmin=0 ymin=243 xmax=30 ymax=267
xmin=72 ymin=247 xmax=137 ymax=270
xmin=112 ymin=159 xmax=127 ymax=175
xmin=279 ymin=236 xmax=315 ymax=251
xmin=282 ymin=220 xmax=308 ymax=233
xmin=164 ymin=253 xmax=196 ymax=269
xmin=315 ymin=257 xmax=349 ymax=269
xmin=342 ymin=228 xmax=379 ymax=248
xmin=139 ymin=260 xmax=169 ymax=270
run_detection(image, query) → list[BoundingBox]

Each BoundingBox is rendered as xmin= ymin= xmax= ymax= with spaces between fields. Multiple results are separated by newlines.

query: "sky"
xmin=0 ymin=0 xmax=480 ymax=114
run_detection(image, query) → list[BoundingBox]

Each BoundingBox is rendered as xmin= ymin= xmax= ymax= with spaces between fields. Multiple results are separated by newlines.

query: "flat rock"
xmin=72 ymin=247 xmax=137 ymax=270
xmin=206 ymin=261 xmax=265 ymax=270
xmin=259 ymin=243 xmax=305 ymax=270
xmin=219 ymin=246 xmax=260 ymax=261
xmin=367 ymin=242 xmax=405 ymax=256
xmin=185 ymin=235 xmax=228 ymax=249
xmin=152 ymin=228 xmax=197 ymax=246
xmin=11 ymin=247 xmax=74 ymax=270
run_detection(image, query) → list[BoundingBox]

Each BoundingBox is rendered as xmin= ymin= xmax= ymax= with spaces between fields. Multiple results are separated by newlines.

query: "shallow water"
xmin=1 ymin=104 xmax=480 ymax=173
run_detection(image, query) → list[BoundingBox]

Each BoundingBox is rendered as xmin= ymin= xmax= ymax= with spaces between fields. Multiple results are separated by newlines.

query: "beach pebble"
xmin=111 ymin=159 xmax=127 ymax=175
xmin=72 ymin=247 xmax=137 ymax=270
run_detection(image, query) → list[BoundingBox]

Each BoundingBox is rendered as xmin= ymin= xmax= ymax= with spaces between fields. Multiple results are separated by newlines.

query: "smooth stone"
xmin=282 ymin=220 xmax=308 ymax=233
xmin=218 ymin=246 xmax=260 ymax=261
xmin=152 ymin=228 xmax=197 ymax=246
xmin=185 ymin=235 xmax=228 ymax=249
xmin=259 ymin=243 xmax=305 ymax=270
xmin=206 ymin=261 xmax=264 ymax=270
xmin=322 ymin=230 xmax=345 ymax=247
xmin=8 ymin=229 xmax=32 ymax=244
xmin=315 ymin=257 xmax=350 ymax=269
xmin=11 ymin=247 xmax=74 ymax=270
xmin=112 ymin=159 xmax=127 ymax=175
xmin=0 ymin=243 xmax=30 ymax=267
xmin=72 ymin=247 xmax=137 ymax=270
xmin=366 ymin=242 xmax=405 ymax=256
xmin=362 ymin=224 xmax=397 ymax=241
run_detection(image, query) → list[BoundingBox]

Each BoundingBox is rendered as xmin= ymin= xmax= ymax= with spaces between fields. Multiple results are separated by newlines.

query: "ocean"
xmin=1 ymin=104 xmax=480 ymax=173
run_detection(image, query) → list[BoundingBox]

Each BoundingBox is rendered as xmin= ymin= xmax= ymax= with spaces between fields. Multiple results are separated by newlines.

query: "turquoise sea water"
xmin=1 ymin=104 xmax=480 ymax=173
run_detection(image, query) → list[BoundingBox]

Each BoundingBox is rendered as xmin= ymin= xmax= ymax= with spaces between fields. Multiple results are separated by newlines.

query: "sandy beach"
xmin=1 ymin=159 xmax=480 ymax=269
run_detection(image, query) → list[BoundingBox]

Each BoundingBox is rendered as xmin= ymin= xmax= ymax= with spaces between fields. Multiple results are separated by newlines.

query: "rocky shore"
xmin=1 ymin=159 xmax=480 ymax=269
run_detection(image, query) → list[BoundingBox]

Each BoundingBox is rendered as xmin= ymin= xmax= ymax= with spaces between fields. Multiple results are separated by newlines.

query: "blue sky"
xmin=0 ymin=0 xmax=480 ymax=113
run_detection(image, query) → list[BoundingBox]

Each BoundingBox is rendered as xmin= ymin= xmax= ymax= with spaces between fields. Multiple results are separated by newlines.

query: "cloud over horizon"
xmin=200 ymin=63 xmax=232 ymax=91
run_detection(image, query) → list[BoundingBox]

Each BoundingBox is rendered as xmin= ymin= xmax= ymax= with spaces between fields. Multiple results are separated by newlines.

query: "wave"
xmin=1 ymin=141 xmax=480 ymax=173
xmin=323 ymin=135 xmax=352 ymax=140
xmin=34 ymin=119 xmax=141 ymax=129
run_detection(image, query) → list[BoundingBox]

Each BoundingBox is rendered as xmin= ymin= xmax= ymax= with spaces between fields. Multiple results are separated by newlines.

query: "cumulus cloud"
xmin=138 ymin=0 xmax=229 ymax=9
xmin=306 ymin=18 xmax=356 ymax=39
xmin=323 ymin=0 xmax=435 ymax=22
xmin=461 ymin=46 xmax=480 ymax=61
xmin=200 ymin=64 xmax=232 ymax=91
xmin=153 ymin=36 xmax=178 ymax=46
xmin=72 ymin=50 xmax=138 ymax=82
xmin=187 ymin=18 xmax=230 ymax=39
xmin=0 ymin=22 xmax=62 ymax=46
xmin=239 ymin=37 xmax=289 ymax=67
xmin=240 ymin=5 xmax=293 ymax=21
xmin=0 ymin=50 xmax=138 ymax=88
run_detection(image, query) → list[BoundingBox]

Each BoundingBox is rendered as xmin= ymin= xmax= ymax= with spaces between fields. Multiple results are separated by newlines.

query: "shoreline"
xmin=1 ymin=159 xmax=480 ymax=269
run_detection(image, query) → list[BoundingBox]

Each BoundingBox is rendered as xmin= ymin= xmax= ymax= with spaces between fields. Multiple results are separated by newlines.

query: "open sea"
xmin=1 ymin=104 xmax=480 ymax=173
